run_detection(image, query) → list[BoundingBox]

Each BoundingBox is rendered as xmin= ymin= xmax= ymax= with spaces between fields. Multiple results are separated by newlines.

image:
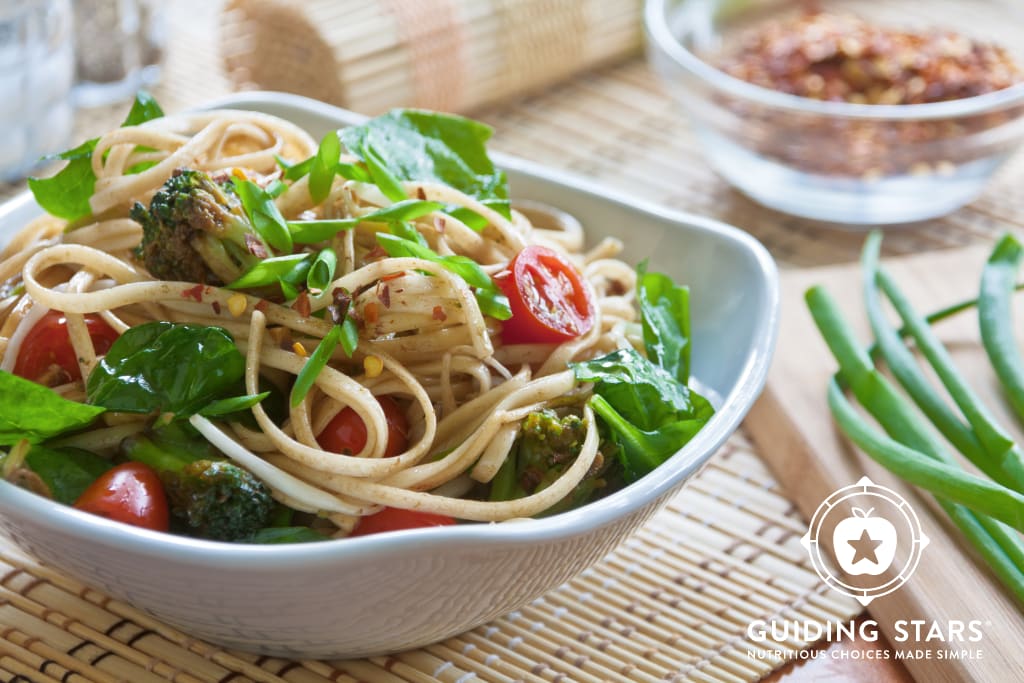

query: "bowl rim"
xmin=644 ymin=0 xmax=1024 ymax=122
xmin=0 ymin=92 xmax=780 ymax=570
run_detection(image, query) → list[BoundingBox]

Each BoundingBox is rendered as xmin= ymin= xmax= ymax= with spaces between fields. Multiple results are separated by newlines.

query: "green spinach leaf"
xmin=589 ymin=394 xmax=710 ymax=483
xmin=29 ymin=92 xmax=164 ymax=221
xmin=24 ymin=445 xmax=112 ymax=504
xmin=638 ymin=263 xmax=691 ymax=384
xmin=27 ymin=140 xmax=98 ymax=221
xmin=0 ymin=371 xmax=106 ymax=445
xmin=86 ymin=322 xmax=246 ymax=417
xmin=339 ymin=109 xmax=510 ymax=218
xmin=571 ymin=347 xmax=714 ymax=482
xmin=121 ymin=91 xmax=165 ymax=126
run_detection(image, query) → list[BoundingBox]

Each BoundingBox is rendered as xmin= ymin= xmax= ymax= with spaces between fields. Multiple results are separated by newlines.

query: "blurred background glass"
xmin=0 ymin=0 xmax=75 ymax=181
xmin=72 ymin=0 xmax=166 ymax=107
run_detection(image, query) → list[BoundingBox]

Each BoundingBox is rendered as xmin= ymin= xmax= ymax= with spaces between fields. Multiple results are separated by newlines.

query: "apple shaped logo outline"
xmin=801 ymin=477 xmax=930 ymax=606
xmin=832 ymin=506 xmax=898 ymax=576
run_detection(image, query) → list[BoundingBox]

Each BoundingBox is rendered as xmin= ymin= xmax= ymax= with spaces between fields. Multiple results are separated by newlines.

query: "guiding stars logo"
xmin=802 ymin=477 xmax=929 ymax=605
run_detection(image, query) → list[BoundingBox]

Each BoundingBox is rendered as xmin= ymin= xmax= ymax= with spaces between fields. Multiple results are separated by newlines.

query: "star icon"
xmin=848 ymin=529 xmax=884 ymax=565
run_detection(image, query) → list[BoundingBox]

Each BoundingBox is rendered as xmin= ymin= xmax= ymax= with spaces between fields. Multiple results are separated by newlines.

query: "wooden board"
xmin=746 ymin=244 xmax=1024 ymax=682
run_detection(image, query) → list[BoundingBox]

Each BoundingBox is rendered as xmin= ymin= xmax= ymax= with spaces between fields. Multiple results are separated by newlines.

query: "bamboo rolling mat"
xmin=220 ymin=0 xmax=644 ymax=115
xmin=0 ymin=435 xmax=861 ymax=683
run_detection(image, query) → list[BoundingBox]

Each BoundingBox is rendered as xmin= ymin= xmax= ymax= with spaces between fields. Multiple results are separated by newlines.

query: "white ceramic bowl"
xmin=0 ymin=93 xmax=779 ymax=658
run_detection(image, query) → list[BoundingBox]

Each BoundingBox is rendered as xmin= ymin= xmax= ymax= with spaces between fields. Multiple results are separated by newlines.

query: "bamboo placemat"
xmin=0 ymin=435 xmax=861 ymax=683
xmin=19 ymin=0 xmax=1024 ymax=680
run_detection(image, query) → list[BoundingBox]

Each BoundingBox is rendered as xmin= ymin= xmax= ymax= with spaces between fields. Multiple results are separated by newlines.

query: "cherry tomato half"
xmin=349 ymin=507 xmax=456 ymax=536
xmin=495 ymin=245 xmax=595 ymax=344
xmin=74 ymin=462 xmax=170 ymax=532
xmin=317 ymin=396 xmax=409 ymax=457
xmin=13 ymin=310 xmax=119 ymax=384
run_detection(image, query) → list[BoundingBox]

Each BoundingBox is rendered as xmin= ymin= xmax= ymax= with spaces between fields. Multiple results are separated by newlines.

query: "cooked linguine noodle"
xmin=0 ymin=109 xmax=652 ymax=536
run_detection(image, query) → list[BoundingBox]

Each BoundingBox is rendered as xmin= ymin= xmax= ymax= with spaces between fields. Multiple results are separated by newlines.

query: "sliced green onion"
xmin=336 ymin=161 xmax=371 ymax=183
xmin=339 ymin=317 xmax=358 ymax=357
xmin=376 ymin=232 xmax=512 ymax=320
xmin=228 ymin=253 xmax=311 ymax=290
xmin=291 ymin=325 xmax=343 ymax=407
xmin=279 ymin=155 xmax=314 ymax=182
xmin=389 ymin=220 xmax=428 ymax=247
xmin=228 ymin=254 xmax=311 ymax=290
xmin=309 ymin=132 xmax=341 ymax=204
xmin=288 ymin=199 xmax=443 ymax=244
xmin=265 ymin=178 xmax=287 ymax=198
xmin=230 ymin=177 xmax=293 ymax=253
xmin=307 ymin=248 xmax=338 ymax=292
xmin=445 ymin=205 xmax=488 ymax=232
xmin=199 ymin=392 xmax=270 ymax=417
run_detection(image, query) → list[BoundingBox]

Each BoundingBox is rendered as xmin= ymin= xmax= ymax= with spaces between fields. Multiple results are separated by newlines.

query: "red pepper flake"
xmin=380 ymin=271 xmax=405 ymax=282
xmin=379 ymin=284 xmax=391 ymax=309
xmin=715 ymin=11 xmax=1023 ymax=104
xmin=244 ymin=233 xmax=269 ymax=259
xmin=432 ymin=305 xmax=447 ymax=321
xmin=416 ymin=187 xmax=427 ymax=200
xmin=211 ymin=300 xmax=222 ymax=315
xmin=328 ymin=287 xmax=352 ymax=325
xmin=292 ymin=290 xmax=312 ymax=318
xmin=364 ymin=301 xmax=380 ymax=324
xmin=434 ymin=217 xmax=446 ymax=234
xmin=182 ymin=284 xmax=204 ymax=302
xmin=254 ymin=300 xmax=270 ymax=313
xmin=364 ymin=245 xmax=387 ymax=263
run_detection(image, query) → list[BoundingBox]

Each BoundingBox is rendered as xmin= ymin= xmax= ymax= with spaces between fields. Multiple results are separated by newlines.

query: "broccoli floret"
xmin=131 ymin=168 xmax=270 ymax=285
xmin=517 ymin=410 xmax=586 ymax=493
xmin=121 ymin=426 xmax=274 ymax=541
xmin=489 ymin=408 xmax=616 ymax=515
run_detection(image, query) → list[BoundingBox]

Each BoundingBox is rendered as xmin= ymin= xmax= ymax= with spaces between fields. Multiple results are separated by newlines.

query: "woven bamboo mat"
xmin=0 ymin=435 xmax=860 ymax=683
xmin=15 ymin=0 xmax=1016 ymax=680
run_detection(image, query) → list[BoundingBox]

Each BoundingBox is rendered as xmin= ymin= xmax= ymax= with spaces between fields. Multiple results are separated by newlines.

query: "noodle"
xmin=0 ymin=108 xmax=653 ymax=538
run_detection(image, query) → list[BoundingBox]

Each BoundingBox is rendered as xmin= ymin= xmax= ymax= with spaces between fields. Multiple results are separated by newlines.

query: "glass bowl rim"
xmin=644 ymin=0 xmax=1024 ymax=122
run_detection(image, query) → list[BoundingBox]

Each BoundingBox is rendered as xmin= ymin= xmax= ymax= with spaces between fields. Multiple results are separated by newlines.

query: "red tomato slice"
xmin=74 ymin=462 xmax=170 ymax=532
xmin=349 ymin=507 xmax=456 ymax=536
xmin=13 ymin=310 xmax=119 ymax=384
xmin=495 ymin=245 xmax=595 ymax=344
xmin=317 ymin=396 xmax=409 ymax=457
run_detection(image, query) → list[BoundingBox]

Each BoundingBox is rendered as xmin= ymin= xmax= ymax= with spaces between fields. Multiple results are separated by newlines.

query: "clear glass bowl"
xmin=645 ymin=0 xmax=1024 ymax=225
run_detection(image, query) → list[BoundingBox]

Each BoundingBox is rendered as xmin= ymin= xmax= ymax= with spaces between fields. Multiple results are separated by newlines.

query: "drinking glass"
xmin=0 ymin=0 xmax=75 ymax=181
